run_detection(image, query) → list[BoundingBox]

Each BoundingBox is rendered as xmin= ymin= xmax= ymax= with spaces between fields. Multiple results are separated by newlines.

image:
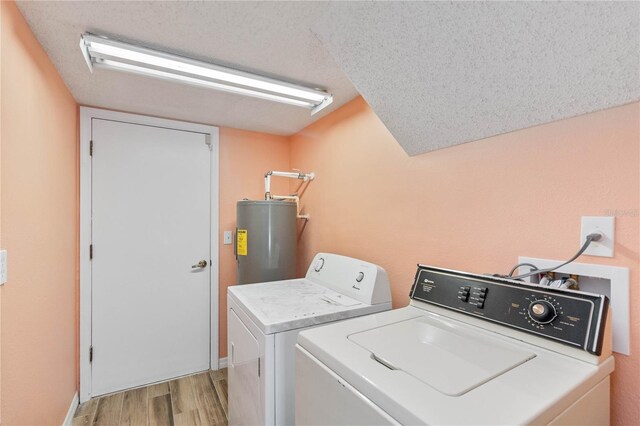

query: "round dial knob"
xmin=527 ymin=300 xmax=557 ymax=324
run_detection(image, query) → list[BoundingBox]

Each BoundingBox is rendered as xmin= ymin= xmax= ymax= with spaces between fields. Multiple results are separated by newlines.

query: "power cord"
xmin=503 ymin=232 xmax=603 ymax=281
xmin=507 ymin=262 xmax=538 ymax=277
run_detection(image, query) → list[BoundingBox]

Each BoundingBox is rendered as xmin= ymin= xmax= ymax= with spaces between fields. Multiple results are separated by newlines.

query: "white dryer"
xmin=227 ymin=253 xmax=392 ymax=425
xmin=296 ymin=265 xmax=614 ymax=425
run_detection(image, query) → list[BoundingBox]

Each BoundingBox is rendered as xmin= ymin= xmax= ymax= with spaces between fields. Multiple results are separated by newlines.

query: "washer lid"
xmin=348 ymin=315 xmax=536 ymax=396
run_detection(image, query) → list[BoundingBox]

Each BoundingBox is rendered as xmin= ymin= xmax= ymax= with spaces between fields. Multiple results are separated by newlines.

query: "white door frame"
xmin=79 ymin=107 xmax=220 ymax=402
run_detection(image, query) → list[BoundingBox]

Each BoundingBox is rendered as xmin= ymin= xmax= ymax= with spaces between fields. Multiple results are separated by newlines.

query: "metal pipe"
xmin=264 ymin=169 xmax=315 ymax=219
xmin=271 ymin=195 xmax=309 ymax=220
xmin=264 ymin=170 xmax=315 ymax=200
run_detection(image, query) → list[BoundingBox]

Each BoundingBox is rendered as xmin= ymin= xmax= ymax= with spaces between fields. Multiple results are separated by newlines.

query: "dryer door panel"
xmin=228 ymin=308 xmax=263 ymax=425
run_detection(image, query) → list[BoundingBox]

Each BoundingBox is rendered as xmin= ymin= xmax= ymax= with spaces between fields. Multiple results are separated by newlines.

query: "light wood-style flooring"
xmin=73 ymin=369 xmax=228 ymax=426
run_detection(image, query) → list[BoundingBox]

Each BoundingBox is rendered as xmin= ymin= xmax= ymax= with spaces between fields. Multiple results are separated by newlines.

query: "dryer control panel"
xmin=409 ymin=265 xmax=609 ymax=355
xmin=305 ymin=253 xmax=392 ymax=306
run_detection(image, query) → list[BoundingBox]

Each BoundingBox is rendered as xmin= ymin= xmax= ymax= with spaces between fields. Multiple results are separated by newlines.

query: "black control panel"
xmin=410 ymin=265 xmax=609 ymax=355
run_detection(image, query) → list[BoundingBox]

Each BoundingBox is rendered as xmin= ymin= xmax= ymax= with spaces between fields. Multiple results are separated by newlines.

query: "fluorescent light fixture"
xmin=80 ymin=33 xmax=333 ymax=115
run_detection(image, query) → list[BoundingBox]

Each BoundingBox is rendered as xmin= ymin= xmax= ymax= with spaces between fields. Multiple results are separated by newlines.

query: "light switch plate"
xmin=223 ymin=231 xmax=233 ymax=245
xmin=0 ymin=250 xmax=7 ymax=285
xmin=581 ymin=216 xmax=615 ymax=257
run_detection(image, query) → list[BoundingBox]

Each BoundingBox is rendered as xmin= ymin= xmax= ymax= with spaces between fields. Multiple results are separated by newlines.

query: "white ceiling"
xmin=17 ymin=2 xmax=640 ymax=155
xmin=315 ymin=2 xmax=640 ymax=155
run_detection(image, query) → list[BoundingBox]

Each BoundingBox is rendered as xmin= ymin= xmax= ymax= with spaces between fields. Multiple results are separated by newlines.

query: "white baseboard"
xmin=62 ymin=392 xmax=79 ymax=426
xmin=218 ymin=356 xmax=228 ymax=369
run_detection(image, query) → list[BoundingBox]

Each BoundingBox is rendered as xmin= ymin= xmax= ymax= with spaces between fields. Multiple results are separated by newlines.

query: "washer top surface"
xmin=228 ymin=278 xmax=390 ymax=334
xmin=297 ymin=305 xmax=614 ymax=425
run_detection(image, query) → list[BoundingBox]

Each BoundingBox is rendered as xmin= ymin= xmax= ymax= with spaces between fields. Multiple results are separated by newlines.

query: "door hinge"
xmin=90 ymin=140 xmax=93 ymax=156
xmin=258 ymin=357 xmax=261 ymax=377
xmin=89 ymin=346 xmax=93 ymax=363
xmin=89 ymin=244 xmax=93 ymax=260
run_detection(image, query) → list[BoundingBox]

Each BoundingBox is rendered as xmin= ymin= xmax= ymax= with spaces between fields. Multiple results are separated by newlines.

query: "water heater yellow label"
xmin=237 ymin=229 xmax=248 ymax=256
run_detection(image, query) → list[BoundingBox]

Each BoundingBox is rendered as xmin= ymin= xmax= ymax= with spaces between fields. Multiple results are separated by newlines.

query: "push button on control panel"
xmin=468 ymin=286 xmax=488 ymax=309
xmin=457 ymin=286 xmax=470 ymax=302
xmin=456 ymin=283 xmax=488 ymax=309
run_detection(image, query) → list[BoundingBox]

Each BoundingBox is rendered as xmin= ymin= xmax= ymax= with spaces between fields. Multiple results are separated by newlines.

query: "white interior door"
xmin=91 ymin=118 xmax=212 ymax=396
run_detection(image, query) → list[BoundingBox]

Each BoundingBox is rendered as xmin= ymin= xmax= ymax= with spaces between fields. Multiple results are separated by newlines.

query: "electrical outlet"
xmin=0 ymin=250 xmax=7 ymax=285
xmin=581 ymin=216 xmax=615 ymax=257
xmin=223 ymin=231 xmax=233 ymax=245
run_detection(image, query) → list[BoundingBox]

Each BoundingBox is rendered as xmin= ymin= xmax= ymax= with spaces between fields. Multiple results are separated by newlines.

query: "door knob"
xmin=191 ymin=260 xmax=207 ymax=269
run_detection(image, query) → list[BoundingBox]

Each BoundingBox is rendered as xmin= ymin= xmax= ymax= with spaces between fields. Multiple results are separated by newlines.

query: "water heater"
xmin=236 ymin=200 xmax=297 ymax=284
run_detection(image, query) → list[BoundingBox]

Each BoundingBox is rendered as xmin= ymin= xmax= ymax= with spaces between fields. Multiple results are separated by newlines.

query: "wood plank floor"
xmin=74 ymin=369 xmax=228 ymax=426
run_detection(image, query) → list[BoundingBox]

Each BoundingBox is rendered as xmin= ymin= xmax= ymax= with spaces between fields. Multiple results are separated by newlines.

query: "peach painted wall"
xmin=290 ymin=97 xmax=639 ymax=424
xmin=1 ymin=1 xmax=79 ymax=425
xmin=218 ymin=127 xmax=290 ymax=357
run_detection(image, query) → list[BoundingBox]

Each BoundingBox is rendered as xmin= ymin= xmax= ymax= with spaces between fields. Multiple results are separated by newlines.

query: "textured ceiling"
xmin=16 ymin=2 xmax=640 ymax=155
xmin=314 ymin=2 xmax=640 ymax=155
xmin=15 ymin=1 xmax=359 ymax=136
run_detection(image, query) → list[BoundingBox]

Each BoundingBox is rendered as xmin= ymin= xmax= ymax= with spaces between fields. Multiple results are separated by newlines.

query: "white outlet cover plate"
xmin=223 ymin=231 xmax=233 ymax=245
xmin=0 ymin=250 xmax=6 ymax=285
xmin=581 ymin=216 xmax=614 ymax=257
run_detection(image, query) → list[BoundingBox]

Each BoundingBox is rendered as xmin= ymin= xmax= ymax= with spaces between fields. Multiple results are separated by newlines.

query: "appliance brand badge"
xmin=421 ymin=277 xmax=436 ymax=292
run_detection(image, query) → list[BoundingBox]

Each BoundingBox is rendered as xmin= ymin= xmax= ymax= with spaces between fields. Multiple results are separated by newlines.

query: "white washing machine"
xmin=296 ymin=265 xmax=615 ymax=425
xmin=227 ymin=253 xmax=392 ymax=425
